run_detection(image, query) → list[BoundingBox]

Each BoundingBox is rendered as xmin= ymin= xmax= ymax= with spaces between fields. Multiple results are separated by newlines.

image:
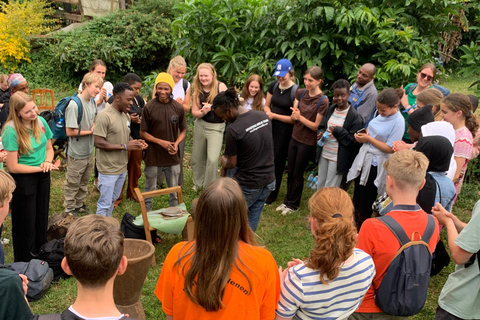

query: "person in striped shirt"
xmin=276 ymin=187 xmax=375 ymax=320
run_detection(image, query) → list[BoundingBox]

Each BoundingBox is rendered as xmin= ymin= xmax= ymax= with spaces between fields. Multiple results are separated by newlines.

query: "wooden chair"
xmin=134 ymin=186 xmax=194 ymax=266
xmin=32 ymin=89 xmax=55 ymax=110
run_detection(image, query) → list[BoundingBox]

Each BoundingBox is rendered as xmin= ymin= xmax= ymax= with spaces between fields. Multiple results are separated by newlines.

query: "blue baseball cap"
xmin=273 ymin=59 xmax=292 ymax=77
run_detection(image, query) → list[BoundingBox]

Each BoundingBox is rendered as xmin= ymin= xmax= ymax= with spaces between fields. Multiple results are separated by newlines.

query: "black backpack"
xmin=32 ymin=238 xmax=69 ymax=282
xmin=120 ymin=212 xmax=160 ymax=245
xmin=375 ymin=215 xmax=435 ymax=316
xmin=3 ymin=259 xmax=54 ymax=302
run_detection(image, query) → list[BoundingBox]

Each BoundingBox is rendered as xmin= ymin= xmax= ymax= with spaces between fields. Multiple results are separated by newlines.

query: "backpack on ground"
xmin=273 ymin=81 xmax=299 ymax=104
xmin=120 ymin=212 xmax=160 ymax=245
xmin=375 ymin=214 xmax=435 ymax=316
xmin=32 ymin=238 xmax=69 ymax=282
xmin=50 ymin=93 xmax=88 ymax=142
xmin=3 ymin=259 xmax=54 ymax=301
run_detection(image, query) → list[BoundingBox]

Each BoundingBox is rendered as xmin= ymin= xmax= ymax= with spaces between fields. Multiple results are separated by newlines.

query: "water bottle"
xmin=317 ymin=131 xmax=330 ymax=147
xmin=312 ymin=176 xmax=318 ymax=190
xmin=55 ymin=118 xmax=64 ymax=128
xmin=306 ymin=171 xmax=315 ymax=188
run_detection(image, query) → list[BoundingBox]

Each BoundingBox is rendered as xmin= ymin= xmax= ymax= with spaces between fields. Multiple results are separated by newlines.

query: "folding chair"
xmin=134 ymin=186 xmax=194 ymax=266
xmin=32 ymin=89 xmax=55 ymax=110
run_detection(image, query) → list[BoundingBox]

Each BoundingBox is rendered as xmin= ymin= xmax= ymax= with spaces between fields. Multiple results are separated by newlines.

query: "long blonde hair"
xmin=307 ymin=187 xmax=357 ymax=284
xmin=193 ymin=63 xmax=220 ymax=105
xmin=3 ymin=92 xmax=42 ymax=155
xmin=175 ymin=178 xmax=256 ymax=311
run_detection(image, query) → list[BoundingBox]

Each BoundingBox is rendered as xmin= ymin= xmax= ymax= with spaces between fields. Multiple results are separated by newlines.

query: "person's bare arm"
xmin=453 ymin=156 xmax=466 ymax=182
xmin=432 ymin=203 xmax=473 ymax=265
xmin=5 ymin=151 xmax=43 ymax=173
xmin=66 ymin=124 xmax=94 ymax=137
xmin=221 ymin=155 xmax=237 ymax=169
xmin=264 ymin=92 xmax=273 ymax=114
xmin=94 ymin=135 xmax=146 ymax=151
xmin=355 ymin=133 xmax=393 ymax=153
xmin=298 ymin=112 xmax=322 ymax=131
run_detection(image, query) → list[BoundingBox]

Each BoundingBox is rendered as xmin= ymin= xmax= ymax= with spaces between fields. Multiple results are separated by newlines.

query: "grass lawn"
xmin=1 ymin=76 xmax=479 ymax=319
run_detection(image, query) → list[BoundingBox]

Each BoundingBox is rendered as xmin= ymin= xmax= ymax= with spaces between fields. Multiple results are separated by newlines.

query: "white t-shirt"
xmin=68 ymin=306 xmax=125 ymax=320
xmin=172 ymin=79 xmax=191 ymax=101
xmin=78 ymin=81 xmax=113 ymax=113
xmin=244 ymin=97 xmax=266 ymax=110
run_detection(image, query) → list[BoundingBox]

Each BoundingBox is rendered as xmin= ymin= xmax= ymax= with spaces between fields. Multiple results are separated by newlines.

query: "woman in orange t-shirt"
xmin=155 ymin=178 xmax=280 ymax=320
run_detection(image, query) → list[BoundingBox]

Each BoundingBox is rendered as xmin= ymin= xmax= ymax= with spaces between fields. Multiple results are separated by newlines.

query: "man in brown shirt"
xmin=140 ymin=73 xmax=186 ymax=210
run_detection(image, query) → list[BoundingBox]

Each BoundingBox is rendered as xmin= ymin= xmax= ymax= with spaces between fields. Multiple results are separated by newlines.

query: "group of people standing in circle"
xmin=1 ymin=53 xmax=480 ymax=320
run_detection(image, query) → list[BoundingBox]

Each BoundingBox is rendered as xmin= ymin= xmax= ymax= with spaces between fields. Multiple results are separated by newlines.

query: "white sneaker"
xmin=276 ymin=204 xmax=287 ymax=211
xmin=281 ymin=207 xmax=296 ymax=215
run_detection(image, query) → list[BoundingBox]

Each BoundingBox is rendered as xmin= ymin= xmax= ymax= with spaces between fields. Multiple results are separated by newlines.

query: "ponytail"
xmin=466 ymin=113 xmax=479 ymax=136
xmin=307 ymin=215 xmax=357 ymax=284
xmin=306 ymin=187 xmax=357 ymax=284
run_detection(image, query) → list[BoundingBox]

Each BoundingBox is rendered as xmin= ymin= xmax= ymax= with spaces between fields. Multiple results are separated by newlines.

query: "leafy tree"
xmin=172 ymin=0 xmax=466 ymax=88
xmin=48 ymin=5 xmax=173 ymax=79
xmin=0 ymin=0 xmax=53 ymax=71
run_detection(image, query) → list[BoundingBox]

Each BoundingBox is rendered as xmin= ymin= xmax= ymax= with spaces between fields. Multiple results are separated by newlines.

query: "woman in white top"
xmin=276 ymin=187 xmax=375 ymax=320
xmin=240 ymin=74 xmax=265 ymax=111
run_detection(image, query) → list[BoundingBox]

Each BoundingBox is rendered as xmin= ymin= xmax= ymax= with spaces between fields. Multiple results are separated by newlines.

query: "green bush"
xmin=48 ymin=7 xmax=173 ymax=80
xmin=173 ymin=0 xmax=465 ymax=88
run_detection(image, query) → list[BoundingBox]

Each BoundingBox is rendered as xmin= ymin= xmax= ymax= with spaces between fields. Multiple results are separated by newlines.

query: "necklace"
xmin=279 ymin=84 xmax=294 ymax=95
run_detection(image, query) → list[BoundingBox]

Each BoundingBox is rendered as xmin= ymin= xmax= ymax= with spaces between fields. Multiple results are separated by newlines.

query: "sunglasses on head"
xmin=420 ymin=72 xmax=433 ymax=82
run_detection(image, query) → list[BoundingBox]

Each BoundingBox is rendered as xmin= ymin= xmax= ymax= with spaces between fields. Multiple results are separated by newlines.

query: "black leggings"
xmin=266 ymin=120 xmax=293 ymax=204
xmin=283 ymin=138 xmax=315 ymax=209
xmin=352 ymin=165 xmax=378 ymax=230
xmin=10 ymin=172 xmax=50 ymax=262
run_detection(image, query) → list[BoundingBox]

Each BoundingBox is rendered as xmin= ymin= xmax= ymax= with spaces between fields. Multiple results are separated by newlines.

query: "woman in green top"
xmin=400 ymin=63 xmax=436 ymax=142
xmin=1 ymin=92 xmax=57 ymax=262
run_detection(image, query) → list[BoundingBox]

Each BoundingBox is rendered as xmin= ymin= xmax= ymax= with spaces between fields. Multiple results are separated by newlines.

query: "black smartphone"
xmin=357 ymin=128 xmax=367 ymax=134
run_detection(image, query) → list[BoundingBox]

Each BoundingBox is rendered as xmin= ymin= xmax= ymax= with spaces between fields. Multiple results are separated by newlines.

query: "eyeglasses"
xmin=420 ymin=72 xmax=433 ymax=82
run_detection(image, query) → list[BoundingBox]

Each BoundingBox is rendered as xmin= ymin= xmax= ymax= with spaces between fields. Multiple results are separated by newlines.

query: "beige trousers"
xmin=191 ymin=118 xmax=225 ymax=189
xmin=64 ymin=153 xmax=94 ymax=211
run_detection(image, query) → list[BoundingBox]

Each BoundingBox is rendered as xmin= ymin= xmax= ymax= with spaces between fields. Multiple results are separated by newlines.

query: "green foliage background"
xmin=172 ymin=0 xmax=480 ymax=88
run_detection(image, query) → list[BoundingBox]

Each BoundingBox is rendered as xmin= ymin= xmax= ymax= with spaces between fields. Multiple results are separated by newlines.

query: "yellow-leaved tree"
xmin=0 ymin=0 xmax=54 ymax=71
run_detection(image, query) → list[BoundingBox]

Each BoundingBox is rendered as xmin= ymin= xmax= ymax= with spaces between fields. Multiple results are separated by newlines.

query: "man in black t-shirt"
xmin=213 ymin=89 xmax=275 ymax=231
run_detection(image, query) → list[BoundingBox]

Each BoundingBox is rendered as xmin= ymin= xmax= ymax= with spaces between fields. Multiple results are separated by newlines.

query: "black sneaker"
xmin=73 ymin=204 xmax=91 ymax=216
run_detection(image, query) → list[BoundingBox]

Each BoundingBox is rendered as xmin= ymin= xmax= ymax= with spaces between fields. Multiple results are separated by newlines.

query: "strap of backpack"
xmin=421 ymin=214 xmax=436 ymax=244
xmin=298 ymin=89 xmax=307 ymax=103
xmin=316 ymin=95 xmax=326 ymax=112
xmin=183 ymin=78 xmax=188 ymax=94
xmin=70 ymin=96 xmax=83 ymax=142
xmin=290 ymin=84 xmax=299 ymax=104
xmin=406 ymin=84 xmax=416 ymax=95
xmin=378 ymin=215 xmax=411 ymax=246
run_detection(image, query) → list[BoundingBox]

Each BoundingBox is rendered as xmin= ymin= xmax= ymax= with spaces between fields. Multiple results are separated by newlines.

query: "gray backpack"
xmin=3 ymin=259 xmax=54 ymax=302
xmin=375 ymin=215 xmax=435 ymax=316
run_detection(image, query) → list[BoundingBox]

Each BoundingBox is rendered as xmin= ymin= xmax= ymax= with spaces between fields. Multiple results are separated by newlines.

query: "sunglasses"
xmin=420 ymin=72 xmax=433 ymax=82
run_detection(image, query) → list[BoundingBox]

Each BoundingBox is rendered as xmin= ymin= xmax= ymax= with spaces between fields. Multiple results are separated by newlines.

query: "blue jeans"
xmin=97 ymin=172 xmax=127 ymax=217
xmin=241 ymin=180 xmax=275 ymax=232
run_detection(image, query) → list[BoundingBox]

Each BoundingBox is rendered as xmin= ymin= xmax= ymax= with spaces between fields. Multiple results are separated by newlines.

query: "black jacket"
xmin=317 ymin=104 xmax=364 ymax=174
